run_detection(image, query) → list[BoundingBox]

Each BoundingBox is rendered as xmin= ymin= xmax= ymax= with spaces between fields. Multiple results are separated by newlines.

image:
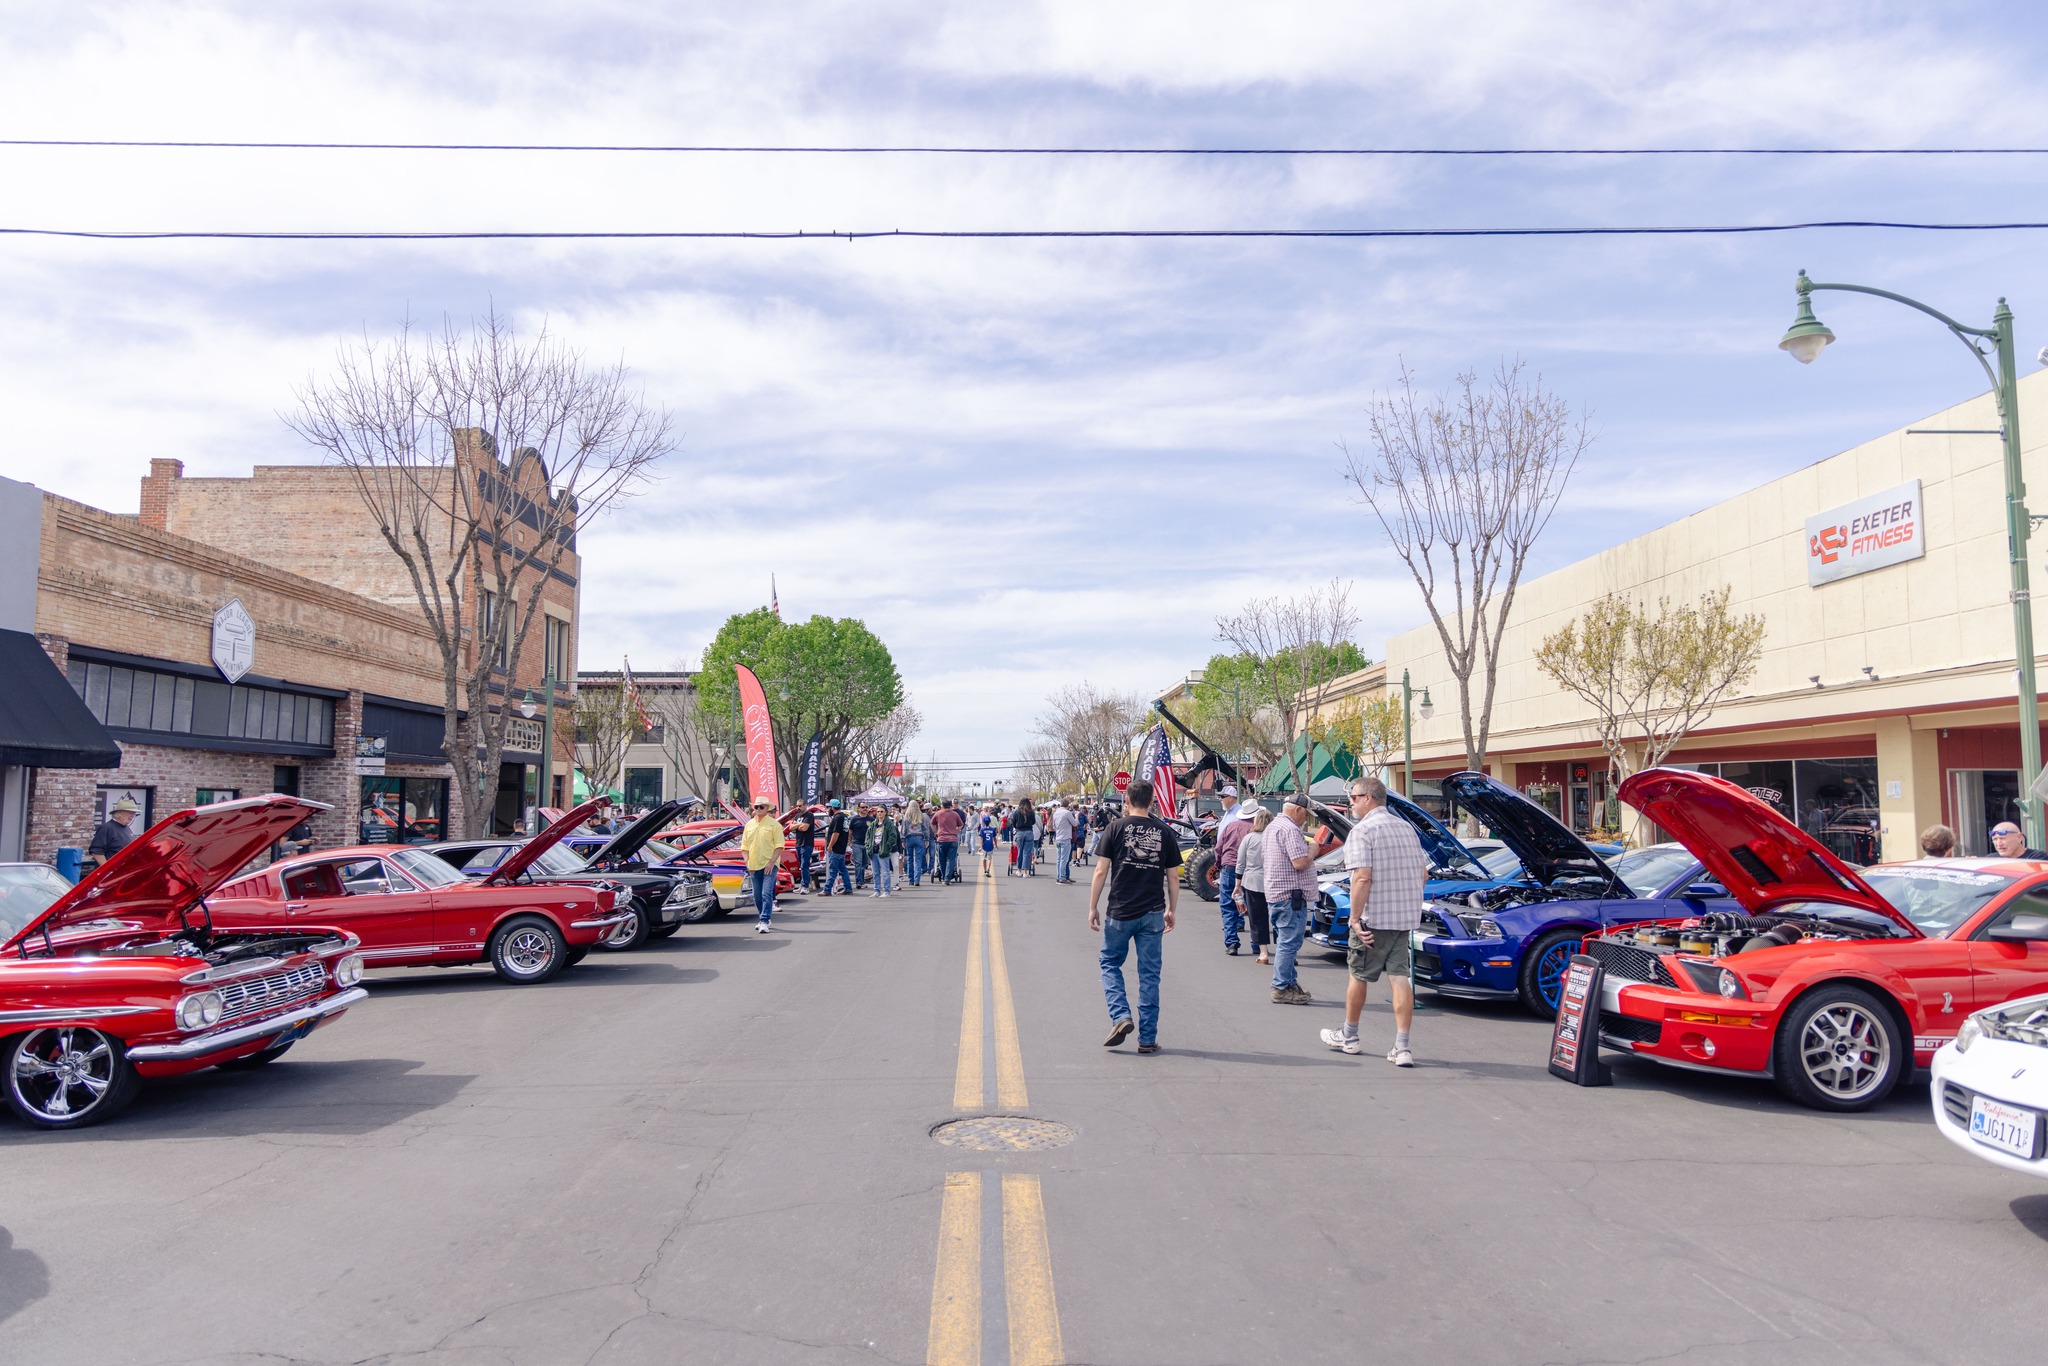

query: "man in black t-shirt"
xmin=1088 ymin=777 xmax=1183 ymax=1054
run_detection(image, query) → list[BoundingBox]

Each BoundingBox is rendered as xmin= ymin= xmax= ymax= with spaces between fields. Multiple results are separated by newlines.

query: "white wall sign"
xmin=354 ymin=735 xmax=387 ymax=775
xmin=211 ymin=598 xmax=256 ymax=683
xmin=1805 ymin=480 xmax=1925 ymax=587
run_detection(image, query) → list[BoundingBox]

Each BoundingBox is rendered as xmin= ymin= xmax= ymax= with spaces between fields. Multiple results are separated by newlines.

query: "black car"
xmin=419 ymin=801 xmax=717 ymax=951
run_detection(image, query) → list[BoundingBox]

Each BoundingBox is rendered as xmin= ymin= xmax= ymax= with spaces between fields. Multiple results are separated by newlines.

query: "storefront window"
xmin=1794 ymin=757 xmax=1880 ymax=864
xmin=359 ymin=776 xmax=449 ymax=844
xmin=1713 ymin=760 xmax=1795 ymax=821
xmin=624 ymin=767 xmax=663 ymax=809
xmin=194 ymin=787 xmax=241 ymax=807
xmin=1952 ymin=769 xmax=2023 ymax=857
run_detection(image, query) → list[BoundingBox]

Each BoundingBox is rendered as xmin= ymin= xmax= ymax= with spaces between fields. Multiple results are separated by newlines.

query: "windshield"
xmin=1609 ymin=845 xmax=1701 ymax=898
xmin=640 ymin=839 xmax=681 ymax=861
xmin=1780 ymin=867 xmax=2014 ymax=937
xmin=1477 ymin=846 xmax=1523 ymax=880
xmin=0 ymin=863 xmax=72 ymax=943
xmin=530 ymin=845 xmax=590 ymax=876
xmin=390 ymin=848 xmax=471 ymax=890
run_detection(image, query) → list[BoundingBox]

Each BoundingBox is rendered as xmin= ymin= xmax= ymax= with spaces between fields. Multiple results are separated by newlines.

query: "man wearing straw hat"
xmin=741 ymin=796 xmax=785 ymax=934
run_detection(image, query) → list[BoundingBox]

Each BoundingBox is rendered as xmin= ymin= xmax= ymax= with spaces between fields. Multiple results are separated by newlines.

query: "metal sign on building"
xmin=210 ymin=598 xmax=255 ymax=682
xmin=1805 ymin=480 xmax=1925 ymax=587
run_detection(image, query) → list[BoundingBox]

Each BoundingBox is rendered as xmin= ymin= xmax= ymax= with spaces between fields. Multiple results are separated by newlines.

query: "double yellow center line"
xmin=928 ymin=877 xmax=1064 ymax=1365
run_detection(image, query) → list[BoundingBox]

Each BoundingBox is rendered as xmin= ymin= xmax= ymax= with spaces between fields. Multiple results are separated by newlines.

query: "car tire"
xmin=1772 ymin=984 xmax=1907 ymax=1111
xmin=1186 ymin=849 xmax=1219 ymax=902
xmin=648 ymin=924 xmax=683 ymax=939
xmin=565 ymin=947 xmax=589 ymax=965
xmin=488 ymin=915 xmax=569 ymax=984
xmin=4 ymin=1027 xmax=141 ymax=1129
xmin=217 ymin=1043 xmax=295 ymax=1070
xmin=1518 ymin=929 xmax=1586 ymax=1018
xmin=598 ymin=906 xmax=651 ymax=952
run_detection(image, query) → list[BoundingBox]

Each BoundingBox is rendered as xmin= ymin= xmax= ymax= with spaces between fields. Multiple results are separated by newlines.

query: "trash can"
xmin=54 ymin=846 xmax=83 ymax=883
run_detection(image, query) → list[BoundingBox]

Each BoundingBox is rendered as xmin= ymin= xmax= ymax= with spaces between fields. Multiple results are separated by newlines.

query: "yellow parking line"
xmin=1002 ymin=1174 xmax=1064 ymax=1366
xmin=985 ymin=881 xmax=1030 ymax=1110
xmin=953 ymin=879 xmax=986 ymax=1111
xmin=926 ymin=1171 xmax=982 ymax=1366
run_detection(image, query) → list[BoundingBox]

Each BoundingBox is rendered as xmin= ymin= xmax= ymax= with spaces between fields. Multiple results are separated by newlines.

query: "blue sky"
xmin=4 ymin=2 xmax=2048 ymax=776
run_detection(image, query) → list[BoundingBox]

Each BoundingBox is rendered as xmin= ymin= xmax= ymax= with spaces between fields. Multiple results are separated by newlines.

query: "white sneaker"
xmin=1319 ymin=1028 xmax=1363 ymax=1055
xmin=755 ymin=922 xmax=771 ymax=934
xmin=1387 ymin=1046 xmax=1414 ymax=1068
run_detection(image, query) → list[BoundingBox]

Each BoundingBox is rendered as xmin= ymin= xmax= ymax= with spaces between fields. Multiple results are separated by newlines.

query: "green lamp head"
xmin=1779 ymin=271 xmax=1836 ymax=365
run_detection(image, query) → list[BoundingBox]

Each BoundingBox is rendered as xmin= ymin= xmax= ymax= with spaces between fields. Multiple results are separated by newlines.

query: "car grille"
xmin=1414 ymin=950 xmax=1442 ymax=982
xmin=216 ymin=963 xmax=327 ymax=1021
xmin=1601 ymin=1014 xmax=1662 ymax=1046
xmin=1941 ymin=1081 xmax=1973 ymax=1127
xmin=1583 ymin=939 xmax=1677 ymax=988
xmin=1419 ymin=910 xmax=1451 ymax=936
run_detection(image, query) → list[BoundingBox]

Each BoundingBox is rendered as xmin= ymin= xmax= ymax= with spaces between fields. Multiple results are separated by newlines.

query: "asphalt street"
xmin=5 ymin=862 xmax=2048 ymax=1365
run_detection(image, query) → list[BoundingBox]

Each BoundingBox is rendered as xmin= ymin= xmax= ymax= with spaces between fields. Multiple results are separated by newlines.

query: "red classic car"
xmin=209 ymin=797 xmax=635 ymax=985
xmin=660 ymin=818 xmax=798 ymax=892
xmin=0 ymin=795 xmax=367 ymax=1131
xmin=1585 ymin=768 xmax=2048 ymax=1111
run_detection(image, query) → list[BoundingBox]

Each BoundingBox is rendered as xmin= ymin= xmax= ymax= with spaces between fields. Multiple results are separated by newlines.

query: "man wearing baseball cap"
xmin=741 ymin=797 xmax=785 ymax=933
xmin=1212 ymin=783 xmax=1253 ymax=955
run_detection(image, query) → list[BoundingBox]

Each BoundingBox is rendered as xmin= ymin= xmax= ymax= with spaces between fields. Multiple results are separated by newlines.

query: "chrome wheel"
xmin=489 ymin=916 xmax=569 ymax=984
xmin=505 ymin=927 xmax=556 ymax=973
xmin=601 ymin=915 xmax=641 ymax=949
xmin=1798 ymin=1001 xmax=1892 ymax=1102
xmin=7 ymin=1027 xmax=137 ymax=1128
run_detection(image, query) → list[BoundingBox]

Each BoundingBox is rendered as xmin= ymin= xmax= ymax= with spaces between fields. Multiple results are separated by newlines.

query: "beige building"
xmin=1380 ymin=369 xmax=2048 ymax=863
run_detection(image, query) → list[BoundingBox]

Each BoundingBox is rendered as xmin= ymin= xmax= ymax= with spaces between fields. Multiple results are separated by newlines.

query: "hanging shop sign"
xmin=1805 ymin=479 xmax=1925 ymax=587
xmin=210 ymin=598 xmax=255 ymax=683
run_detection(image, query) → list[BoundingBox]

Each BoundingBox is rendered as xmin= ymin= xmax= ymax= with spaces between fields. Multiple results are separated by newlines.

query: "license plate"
xmin=1969 ymin=1095 xmax=2040 ymax=1158
xmin=272 ymin=1018 xmax=318 ymax=1047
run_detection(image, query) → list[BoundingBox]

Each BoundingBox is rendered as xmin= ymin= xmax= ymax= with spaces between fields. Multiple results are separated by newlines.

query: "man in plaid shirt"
xmin=1321 ymin=776 xmax=1426 ymax=1066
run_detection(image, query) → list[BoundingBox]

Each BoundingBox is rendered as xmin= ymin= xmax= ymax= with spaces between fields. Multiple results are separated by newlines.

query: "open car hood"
xmin=4 ymin=795 xmax=329 ymax=949
xmin=672 ymin=823 xmax=741 ymax=860
xmin=1439 ymin=772 xmax=1630 ymax=896
xmin=587 ymin=799 xmax=690 ymax=866
xmin=1617 ymin=768 xmax=1906 ymax=930
xmin=1305 ymin=795 xmax=1481 ymax=876
xmin=485 ymin=796 xmax=606 ymax=885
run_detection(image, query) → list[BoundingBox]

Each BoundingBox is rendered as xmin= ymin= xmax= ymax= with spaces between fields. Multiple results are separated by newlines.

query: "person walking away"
xmin=848 ymin=805 xmax=872 ymax=889
xmin=823 ymin=800 xmax=854 ymax=896
xmin=1239 ymin=807 xmax=1272 ymax=964
xmin=1321 ymin=777 xmax=1426 ymax=1066
xmin=1052 ymin=799 xmax=1080 ymax=883
xmin=1089 ymin=777 xmax=1183 ymax=1054
xmin=1262 ymin=795 xmax=1319 ymax=1004
xmin=787 ymin=805 xmax=816 ymax=894
xmin=741 ymin=797 xmax=784 ymax=933
xmin=1211 ymin=785 xmax=1251 ymax=956
xmin=869 ymin=808 xmax=901 ymax=897
xmin=1014 ymin=798 xmax=1039 ymax=876
xmin=1921 ymin=824 xmax=1959 ymax=858
xmin=85 ymin=796 xmax=141 ymax=871
xmin=904 ymin=801 xmax=932 ymax=886
xmin=979 ymin=808 xmax=998 ymax=878
xmin=1990 ymin=821 xmax=2047 ymax=859
xmin=932 ymin=799 xmax=964 ymax=884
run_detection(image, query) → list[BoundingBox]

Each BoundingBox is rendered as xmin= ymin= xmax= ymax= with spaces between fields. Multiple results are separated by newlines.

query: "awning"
xmin=0 ymin=629 xmax=122 ymax=768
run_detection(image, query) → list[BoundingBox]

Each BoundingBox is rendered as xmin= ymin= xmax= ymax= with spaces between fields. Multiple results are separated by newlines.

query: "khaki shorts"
xmin=1346 ymin=925 xmax=1412 ymax=982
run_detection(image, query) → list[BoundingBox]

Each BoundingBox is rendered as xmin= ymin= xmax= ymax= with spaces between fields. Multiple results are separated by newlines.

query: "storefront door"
xmin=1952 ymin=769 xmax=2022 ymax=857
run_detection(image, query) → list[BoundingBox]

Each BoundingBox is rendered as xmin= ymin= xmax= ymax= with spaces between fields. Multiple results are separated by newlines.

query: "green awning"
xmin=1256 ymin=736 xmax=1359 ymax=795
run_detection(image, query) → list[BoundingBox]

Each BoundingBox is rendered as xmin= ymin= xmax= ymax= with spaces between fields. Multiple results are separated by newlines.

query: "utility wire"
xmin=4 ymin=220 xmax=2046 ymax=242
xmin=5 ymin=139 xmax=2048 ymax=155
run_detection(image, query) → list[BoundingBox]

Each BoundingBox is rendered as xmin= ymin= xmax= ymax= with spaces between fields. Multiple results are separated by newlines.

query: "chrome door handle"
xmin=285 ymin=901 xmax=309 ymax=915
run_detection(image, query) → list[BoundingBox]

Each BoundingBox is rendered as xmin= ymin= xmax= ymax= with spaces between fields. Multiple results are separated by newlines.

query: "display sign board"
xmin=211 ymin=598 xmax=255 ymax=683
xmin=1805 ymin=479 xmax=1925 ymax=587
xmin=1548 ymin=953 xmax=1611 ymax=1086
xmin=354 ymin=734 xmax=387 ymax=776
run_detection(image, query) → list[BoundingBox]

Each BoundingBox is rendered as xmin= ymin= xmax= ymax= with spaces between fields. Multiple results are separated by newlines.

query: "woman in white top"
xmin=1239 ymin=808 xmax=1273 ymax=964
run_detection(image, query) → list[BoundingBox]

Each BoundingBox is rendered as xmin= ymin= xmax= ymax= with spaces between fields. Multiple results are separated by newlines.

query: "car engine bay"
xmin=1609 ymin=909 xmax=1892 ymax=959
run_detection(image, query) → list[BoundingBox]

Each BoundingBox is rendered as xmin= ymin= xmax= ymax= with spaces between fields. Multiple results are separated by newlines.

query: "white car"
xmin=1931 ymin=990 xmax=2048 ymax=1179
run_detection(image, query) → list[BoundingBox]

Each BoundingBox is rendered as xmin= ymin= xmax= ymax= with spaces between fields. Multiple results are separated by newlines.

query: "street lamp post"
xmin=1780 ymin=271 xmax=2041 ymax=846
xmin=517 ymin=657 xmax=558 ymax=829
xmin=1400 ymin=669 xmax=1434 ymax=797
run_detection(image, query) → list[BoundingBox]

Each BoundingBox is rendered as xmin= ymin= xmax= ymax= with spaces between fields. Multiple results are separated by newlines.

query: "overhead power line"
xmin=4 ymin=220 xmax=2047 ymax=242
xmin=4 ymin=139 xmax=2047 ymax=156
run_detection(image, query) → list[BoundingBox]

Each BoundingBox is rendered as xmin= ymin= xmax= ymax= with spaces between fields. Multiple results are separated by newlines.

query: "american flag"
xmin=621 ymin=655 xmax=651 ymax=732
xmin=771 ymin=575 xmax=780 ymax=618
xmin=1136 ymin=723 xmax=1180 ymax=821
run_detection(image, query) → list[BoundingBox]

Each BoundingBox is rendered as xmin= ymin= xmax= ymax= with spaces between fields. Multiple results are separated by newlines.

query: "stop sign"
xmin=1113 ymin=771 xmax=1131 ymax=793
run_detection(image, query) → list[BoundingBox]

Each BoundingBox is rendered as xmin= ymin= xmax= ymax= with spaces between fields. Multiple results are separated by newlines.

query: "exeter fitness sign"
xmin=1805 ymin=479 xmax=1925 ymax=587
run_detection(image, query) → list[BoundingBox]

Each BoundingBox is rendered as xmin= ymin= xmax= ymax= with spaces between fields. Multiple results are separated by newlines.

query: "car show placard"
xmin=1549 ymin=953 xmax=1611 ymax=1086
xmin=1805 ymin=479 xmax=1924 ymax=587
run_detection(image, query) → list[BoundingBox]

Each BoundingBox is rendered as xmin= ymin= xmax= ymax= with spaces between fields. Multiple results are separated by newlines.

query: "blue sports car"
xmin=1311 ymin=772 xmax=1739 ymax=1015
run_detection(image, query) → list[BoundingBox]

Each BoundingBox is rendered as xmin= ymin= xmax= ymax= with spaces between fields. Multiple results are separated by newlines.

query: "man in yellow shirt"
xmin=742 ymin=797 xmax=785 ymax=934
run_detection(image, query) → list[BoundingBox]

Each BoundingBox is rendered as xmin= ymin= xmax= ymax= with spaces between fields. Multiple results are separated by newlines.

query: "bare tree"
xmin=572 ymin=686 xmax=639 ymax=798
xmin=1535 ymin=588 xmax=1767 ymax=818
xmin=1214 ymin=579 xmax=1363 ymax=794
xmin=1014 ymin=740 xmax=1071 ymax=797
xmin=1344 ymin=360 xmax=1587 ymax=769
xmin=1036 ymin=683 xmax=1147 ymax=797
xmin=641 ymin=671 xmax=723 ymax=805
xmin=844 ymin=703 xmax=924 ymax=789
xmin=288 ymin=309 xmax=671 ymax=836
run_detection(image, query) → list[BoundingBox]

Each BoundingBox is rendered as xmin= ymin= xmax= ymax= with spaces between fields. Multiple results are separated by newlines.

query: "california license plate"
xmin=1969 ymin=1095 xmax=2040 ymax=1158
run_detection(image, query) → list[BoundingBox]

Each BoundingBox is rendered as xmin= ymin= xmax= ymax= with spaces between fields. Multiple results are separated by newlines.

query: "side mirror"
xmin=1686 ymin=882 xmax=1727 ymax=898
xmin=1989 ymin=912 xmax=2048 ymax=943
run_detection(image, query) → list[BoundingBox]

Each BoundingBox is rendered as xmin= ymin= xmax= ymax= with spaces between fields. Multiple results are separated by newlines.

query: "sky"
xmin=4 ymin=1 xmax=2048 ymax=783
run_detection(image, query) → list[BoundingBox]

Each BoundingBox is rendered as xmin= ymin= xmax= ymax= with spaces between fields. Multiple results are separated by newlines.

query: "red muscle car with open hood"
xmin=208 ymin=796 xmax=636 ymax=985
xmin=0 ymin=795 xmax=367 ymax=1130
xmin=1584 ymin=768 xmax=2048 ymax=1111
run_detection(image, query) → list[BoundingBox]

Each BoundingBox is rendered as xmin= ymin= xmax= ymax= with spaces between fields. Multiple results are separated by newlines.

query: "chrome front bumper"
xmin=128 ymin=987 xmax=369 ymax=1061
xmin=570 ymin=910 xmax=638 ymax=930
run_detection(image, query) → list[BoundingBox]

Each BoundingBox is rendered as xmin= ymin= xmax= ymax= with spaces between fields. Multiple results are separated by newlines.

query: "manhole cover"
xmin=930 ymin=1116 xmax=1077 ymax=1151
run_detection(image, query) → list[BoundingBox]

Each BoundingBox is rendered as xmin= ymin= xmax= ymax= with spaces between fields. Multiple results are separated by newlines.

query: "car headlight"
xmin=175 ymin=991 xmax=225 ymax=1031
xmin=1476 ymin=919 xmax=1502 ymax=939
xmin=1717 ymin=968 xmax=1747 ymax=1000
xmin=1955 ymin=1015 xmax=1984 ymax=1054
xmin=332 ymin=953 xmax=365 ymax=988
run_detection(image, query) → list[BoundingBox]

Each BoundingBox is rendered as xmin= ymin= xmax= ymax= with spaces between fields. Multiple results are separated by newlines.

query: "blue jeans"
xmin=906 ymin=835 xmax=929 ymax=884
xmin=1055 ymin=838 xmax=1073 ymax=881
xmin=748 ymin=868 xmax=777 ymax=924
xmin=1100 ymin=910 xmax=1165 ymax=1045
xmin=795 ymin=842 xmax=813 ymax=890
xmin=824 ymin=850 xmax=853 ymax=894
xmin=872 ymin=851 xmax=894 ymax=894
xmin=1270 ymin=889 xmax=1307 ymax=989
xmin=1218 ymin=865 xmax=1244 ymax=949
xmin=851 ymin=845 xmax=869 ymax=887
xmin=1017 ymin=834 xmax=1037 ymax=871
xmin=936 ymin=841 xmax=959 ymax=882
